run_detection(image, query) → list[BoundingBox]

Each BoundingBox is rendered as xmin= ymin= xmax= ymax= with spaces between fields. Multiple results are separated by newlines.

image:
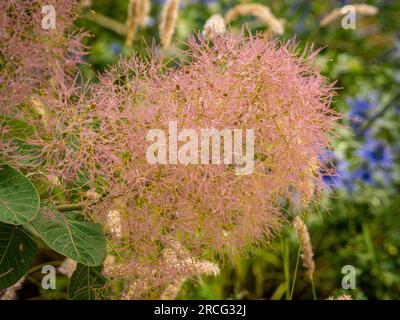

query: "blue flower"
xmin=358 ymin=138 xmax=393 ymax=168
xmin=347 ymin=97 xmax=374 ymax=130
xmin=353 ymin=167 xmax=374 ymax=185
xmin=322 ymin=158 xmax=355 ymax=192
xmin=111 ymin=43 xmax=121 ymax=55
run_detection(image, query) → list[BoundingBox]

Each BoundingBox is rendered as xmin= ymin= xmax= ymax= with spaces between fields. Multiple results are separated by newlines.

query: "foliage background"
xmin=9 ymin=0 xmax=400 ymax=299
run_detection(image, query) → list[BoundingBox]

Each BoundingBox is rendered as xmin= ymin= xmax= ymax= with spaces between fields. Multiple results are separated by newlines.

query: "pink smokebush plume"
xmin=0 ymin=0 xmax=86 ymax=113
xmin=2 ymin=31 xmax=338 ymax=297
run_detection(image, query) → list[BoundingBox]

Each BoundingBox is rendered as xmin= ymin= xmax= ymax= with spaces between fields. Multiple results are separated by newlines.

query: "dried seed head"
xmin=58 ymin=258 xmax=77 ymax=278
xmin=225 ymin=4 xmax=285 ymax=35
xmin=0 ymin=277 xmax=24 ymax=300
xmin=320 ymin=4 xmax=378 ymax=26
xmin=107 ymin=209 xmax=123 ymax=239
xmin=202 ymin=14 xmax=226 ymax=40
xmin=160 ymin=278 xmax=186 ymax=300
xmin=102 ymin=255 xmax=119 ymax=277
xmin=159 ymin=0 xmax=180 ymax=48
xmin=138 ymin=0 xmax=151 ymax=28
xmin=294 ymin=216 xmax=315 ymax=279
xmin=159 ymin=240 xmax=219 ymax=299
xmin=126 ymin=0 xmax=140 ymax=47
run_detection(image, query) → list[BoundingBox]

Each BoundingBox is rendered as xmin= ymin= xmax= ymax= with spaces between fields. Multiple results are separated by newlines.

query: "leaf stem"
xmin=55 ymin=202 xmax=85 ymax=212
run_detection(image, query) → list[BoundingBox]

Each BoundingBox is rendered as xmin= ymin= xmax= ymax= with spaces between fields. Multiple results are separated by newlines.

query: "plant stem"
xmin=281 ymin=238 xmax=291 ymax=300
xmin=310 ymin=276 xmax=317 ymax=300
xmin=290 ymin=240 xmax=302 ymax=299
xmin=55 ymin=202 xmax=85 ymax=212
xmin=26 ymin=260 xmax=63 ymax=275
xmin=84 ymin=12 xmax=127 ymax=36
xmin=357 ymin=91 xmax=400 ymax=136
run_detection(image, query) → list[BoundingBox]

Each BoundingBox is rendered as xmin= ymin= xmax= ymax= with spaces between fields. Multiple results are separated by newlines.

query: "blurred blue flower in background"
xmin=358 ymin=138 xmax=394 ymax=169
xmin=347 ymin=97 xmax=376 ymax=131
xmin=111 ymin=43 xmax=122 ymax=55
xmin=322 ymin=157 xmax=355 ymax=192
xmin=322 ymin=91 xmax=396 ymax=192
xmin=353 ymin=167 xmax=375 ymax=185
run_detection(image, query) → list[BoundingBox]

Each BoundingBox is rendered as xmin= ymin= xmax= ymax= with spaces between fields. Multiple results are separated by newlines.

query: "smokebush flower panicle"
xmin=0 ymin=0 xmax=87 ymax=113
xmin=3 ymin=34 xmax=338 ymax=297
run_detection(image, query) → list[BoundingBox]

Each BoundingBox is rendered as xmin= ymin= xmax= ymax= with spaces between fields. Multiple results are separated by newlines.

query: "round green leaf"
xmin=32 ymin=210 xmax=106 ymax=266
xmin=68 ymin=263 xmax=110 ymax=300
xmin=0 ymin=223 xmax=38 ymax=289
xmin=0 ymin=165 xmax=40 ymax=225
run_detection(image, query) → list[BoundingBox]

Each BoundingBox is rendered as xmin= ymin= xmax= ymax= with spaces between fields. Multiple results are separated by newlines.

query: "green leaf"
xmin=0 ymin=165 xmax=40 ymax=225
xmin=32 ymin=209 xmax=106 ymax=266
xmin=0 ymin=116 xmax=42 ymax=167
xmin=0 ymin=116 xmax=35 ymax=140
xmin=0 ymin=223 xmax=38 ymax=289
xmin=68 ymin=263 xmax=110 ymax=300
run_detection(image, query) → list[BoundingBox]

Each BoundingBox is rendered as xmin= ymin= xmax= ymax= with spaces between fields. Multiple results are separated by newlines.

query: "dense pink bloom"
xmin=2 ymin=30 xmax=339 ymax=297
xmin=0 ymin=0 xmax=86 ymax=113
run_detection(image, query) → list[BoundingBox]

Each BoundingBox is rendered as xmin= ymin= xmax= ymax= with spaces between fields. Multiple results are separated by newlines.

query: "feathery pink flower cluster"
xmin=2 ymin=28 xmax=338 ymax=296
xmin=0 ymin=0 xmax=85 ymax=114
